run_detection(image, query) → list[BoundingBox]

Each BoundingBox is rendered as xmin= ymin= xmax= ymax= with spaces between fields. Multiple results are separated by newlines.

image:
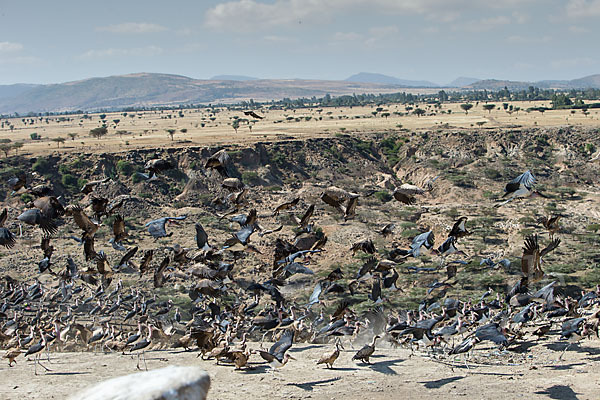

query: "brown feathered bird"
xmin=352 ymin=335 xmax=380 ymax=364
xmin=112 ymin=215 xmax=127 ymax=243
xmin=521 ymin=234 xmax=560 ymax=283
xmin=154 ymin=256 xmax=170 ymax=288
xmin=139 ymin=250 xmax=154 ymax=276
xmin=273 ymin=198 xmax=300 ymax=216
xmin=65 ymin=204 xmax=99 ymax=238
xmin=205 ymin=149 xmax=231 ymax=177
xmin=32 ymin=196 xmax=65 ymax=219
xmin=541 ymin=215 xmax=561 ymax=240
xmin=317 ymin=340 xmax=343 ymax=369
xmin=243 ymin=110 xmax=264 ymax=119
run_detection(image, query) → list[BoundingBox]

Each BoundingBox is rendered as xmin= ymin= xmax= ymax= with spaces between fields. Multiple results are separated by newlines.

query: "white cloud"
xmin=78 ymin=46 xmax=163 ymax=59
xmin=97 ymin=22 xmax=167 ymax=34
xmin=566 ymin=0 xmax=600 ymax=17
xmin=331 ymin=32 xmax=364 ymax=42
xmin=568 ymin=25 xmax=589 ymax=33
xmin=0 ymin=56 xmax=38 ymax=65
xmin=550 ymin=57 xmax=595 ymax=69
xmin=204 ymin=0 xmax=536 ymax=32
xmin=506 ymin=35 xmax=551 ymax=44
xmin=0 ymin=42 xmax=23 ymax=52
xmin=455 ymin=16 xmax=511 ymax=32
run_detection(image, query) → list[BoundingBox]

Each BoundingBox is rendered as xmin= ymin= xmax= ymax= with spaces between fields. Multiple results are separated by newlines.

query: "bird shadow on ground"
xmin=543 ymin=362 xmax=585 ymax=370
xmin=287 ymin=377 xmax=341 ymax=391
xmin=508 ymin=340 xmax=538 ymax=353
xmin=544 ymin=343 xmax=600 ymax=356
xmin=239 ymin=364 xmax=270 ymax=374
xmin=45 ymin=372 xmax=91 ymax=376
xmin=420 ymin=376 xmax=464 ymax=389
xmin=534 ymin=385 xmax=580 ymax=400
xmin=290 ymin=345 xmax=321 ymax=352
xmin=365 ymin=358 xmax=404 ymax=375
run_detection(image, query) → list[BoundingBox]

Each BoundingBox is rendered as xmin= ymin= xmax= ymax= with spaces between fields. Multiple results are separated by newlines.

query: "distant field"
xmin=0 ymin=100 xmax=598 ymax=157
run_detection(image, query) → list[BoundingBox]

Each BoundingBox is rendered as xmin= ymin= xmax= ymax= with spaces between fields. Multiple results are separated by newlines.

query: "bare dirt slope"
xmin=1 ymin=341 xmax=599 ymax=400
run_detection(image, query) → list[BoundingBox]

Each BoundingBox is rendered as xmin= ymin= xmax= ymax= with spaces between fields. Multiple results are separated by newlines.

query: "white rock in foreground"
xmin=70 ymin=365 xmax=210 ymax=400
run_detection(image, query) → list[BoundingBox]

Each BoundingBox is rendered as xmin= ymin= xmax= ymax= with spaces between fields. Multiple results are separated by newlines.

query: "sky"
xmin=0 ymin=0 xmax=599 ymax=85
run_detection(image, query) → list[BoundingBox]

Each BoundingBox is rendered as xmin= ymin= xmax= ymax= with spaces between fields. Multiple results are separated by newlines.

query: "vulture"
xmin=195 ymin=223 xmax=211 ymax=251
xmin=393 ymin=183 xmax=426 ymax=205
xmin=65 ymin=204 xmax=99 ymax=238
xmin=144 ymin=159 xmax=173 ymax=178
xmin=205 ymin=149 xmax=231 ymax=177
xmin=81 ymin=177 xmax=110 ymax=194
xmin=31 ymin=196 xmax=65 ymax=219
xmin=258 ymin=329 xmax=295 ymax=369
xmin=243 ymin=110 xmax=264 ymax=119
xmin=7 ymin=171 xmax=26 ymax=194
xmin=273 ymin=197 xmax=300 ymax=216
xmin=139 ymin=250 xmax=154 ymax=276
xmin=112 ymin=215 xmax=128 ymax=243
xmin=154 ymin=256 xmax=170 ymax=288
xmin=521 ymin=234 xmax=560 ymax=283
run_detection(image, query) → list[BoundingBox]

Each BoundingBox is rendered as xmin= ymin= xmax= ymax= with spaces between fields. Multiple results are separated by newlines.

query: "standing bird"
xmin=25 ymin=330 xmax=51 ymax=375
xmin=144 ymin=159 xmax=173 ymax=179
xmin=317 ymin=339 xmax=343 ymax=369
xmin=130 ymin=325 xmax=154 ymax=370
xmin=205 ymin=149 xmax=231 ymax=177
xmin=0 ymin=208 xmax=16 ymax=248
xmin=352 ymin=335 xmax=380 ymax=364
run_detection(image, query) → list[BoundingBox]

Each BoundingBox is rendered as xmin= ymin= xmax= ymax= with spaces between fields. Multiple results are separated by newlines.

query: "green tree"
xmin=482 ymin=104 xmax=495 ymax=113
xmin=68 ymin=132 xmax=78 ymax=141
xmin=52 ymin=137 xmax=65 ymax=148
xmin=90 ymin=126 xmax=107 ymax=139
xmin=460 ymin=103 xmax=473 ymax=114
xmin=166 ymin=129 xmax=176 ymax=141
xmin=232 ymin=119 xmax=240 ymax=133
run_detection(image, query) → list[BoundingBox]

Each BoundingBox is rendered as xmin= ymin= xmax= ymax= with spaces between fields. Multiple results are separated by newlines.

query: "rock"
xmin=70 ymin=365 xmax=210 ymax=400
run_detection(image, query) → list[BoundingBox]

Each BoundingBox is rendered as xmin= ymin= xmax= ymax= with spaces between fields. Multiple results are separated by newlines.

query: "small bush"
xmin=117 ymin=160 xmax=134 ymax=176
xmin=61 ymin=173 xmax=78 ymax=189
xmin=241 ymin=171 xmax=259 ymax=185
xmin=20 ymin=193 xmax=33 ymax=204
xmin=374 ymin=191 xmax=392 ymax=203
xmin=32 ymin=157 xmax=50 ymax=173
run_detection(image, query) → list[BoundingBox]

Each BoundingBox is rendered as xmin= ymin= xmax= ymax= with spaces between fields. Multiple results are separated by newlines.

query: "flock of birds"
xmin=1 ymin=143 xmax=599 ymax=379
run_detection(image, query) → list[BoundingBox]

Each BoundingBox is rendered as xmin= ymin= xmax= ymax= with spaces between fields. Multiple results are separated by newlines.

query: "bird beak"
xmin=288 ymin=355 xmax=296 ymax=360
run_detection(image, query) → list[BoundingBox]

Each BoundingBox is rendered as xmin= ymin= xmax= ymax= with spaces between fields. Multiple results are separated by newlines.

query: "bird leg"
xmin=136 ymin=353 xmax=141 ymax=370
xmin=558 ymin=343 xmax=572 ymax=361
xmin=142 ymin=351 xmax=148 ymax=371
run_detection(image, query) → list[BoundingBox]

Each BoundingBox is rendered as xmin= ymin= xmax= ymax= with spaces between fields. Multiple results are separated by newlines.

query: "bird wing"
xmin=112 ymin=215 xmax=126 ymax=241
xmin=397 ymin=183 xmax=425 ymax=196
xmin=195 ymin=223 xmax=209 ymax=250
xmin=511 ymin=170 xmax=536 ymax=188
xmin=308 ymin=282 xmax=322 ymax=305
xmin=320 ymin=192 xmax=344 ymax=211
xmin=269 ymin=329 xmax=294 ymax=361
xmin=299 ymin=204 xmax=315 ymax=227
xmin=118 ymin=246 xmax=138 ymax=267
xmin=344 ymin=197 xmax=358 ymax=220
xmin=154 ymin=256 xmax=170 ymax=288
xmin=0 ymin=227 xmax=16 ymax=248
xmin=139 ymin=250 xmax=154 ymax=275
xmin=540 ymin=238 xmax=560 ymax=258
xmin=393 ymin=190 xmax=415 ymax=205
xmin=235 ymin=224 xmax=255 ymax=245
xmin=521 ymin=234 xmax=540 ymax=278
xmin=449 ymin=217 xmax=467 ymax=237
xmin=274 ymin=198 xmax=299 ymax=214
xmin=95 ymin=252 xmax=113 ymax=276
xmin=0 ymin=208 xmax=8 ymax=227
xmin=67 ymin=205 xmax=98 ymax=236
xmin=146 ymin=219 xmax=167 ymax=238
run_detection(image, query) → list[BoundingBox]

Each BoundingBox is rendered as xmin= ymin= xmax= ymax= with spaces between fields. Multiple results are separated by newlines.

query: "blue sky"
xmin=0 ymin=0 xmax=599 ymax=85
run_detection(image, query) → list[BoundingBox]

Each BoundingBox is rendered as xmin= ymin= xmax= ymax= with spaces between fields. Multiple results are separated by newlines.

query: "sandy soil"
xmin=1 ymin=340 xmax=600 ymax=400
xmin=1 ymin=100 xmax=599 ymax=157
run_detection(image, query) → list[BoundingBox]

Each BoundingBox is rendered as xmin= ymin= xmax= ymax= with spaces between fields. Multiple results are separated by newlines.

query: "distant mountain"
xmin=446 ymin=77 xmax=480 ymax=87
xmin=210 ymin=75 xmax=258 ymax=81
xmin=468 ymin=74 xmax=600 ymax=90
xmin=345 ymin=72 xmax=439 ymax=88
xmin=0 ymin=83 xmax=40 ymax=100
xmin=0 ymin=73 xmax=410 ymax=114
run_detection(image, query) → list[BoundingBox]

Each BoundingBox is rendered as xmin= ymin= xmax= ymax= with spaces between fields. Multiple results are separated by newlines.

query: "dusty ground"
xmin=1 ymin=340 xmax=599 ymax=400
xmin=1 ymin=100 xmax=599 ymax=157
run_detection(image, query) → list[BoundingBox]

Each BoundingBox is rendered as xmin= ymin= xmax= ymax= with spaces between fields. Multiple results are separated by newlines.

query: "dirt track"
xmin=1 ymin=341 xmax=599 ymax=399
